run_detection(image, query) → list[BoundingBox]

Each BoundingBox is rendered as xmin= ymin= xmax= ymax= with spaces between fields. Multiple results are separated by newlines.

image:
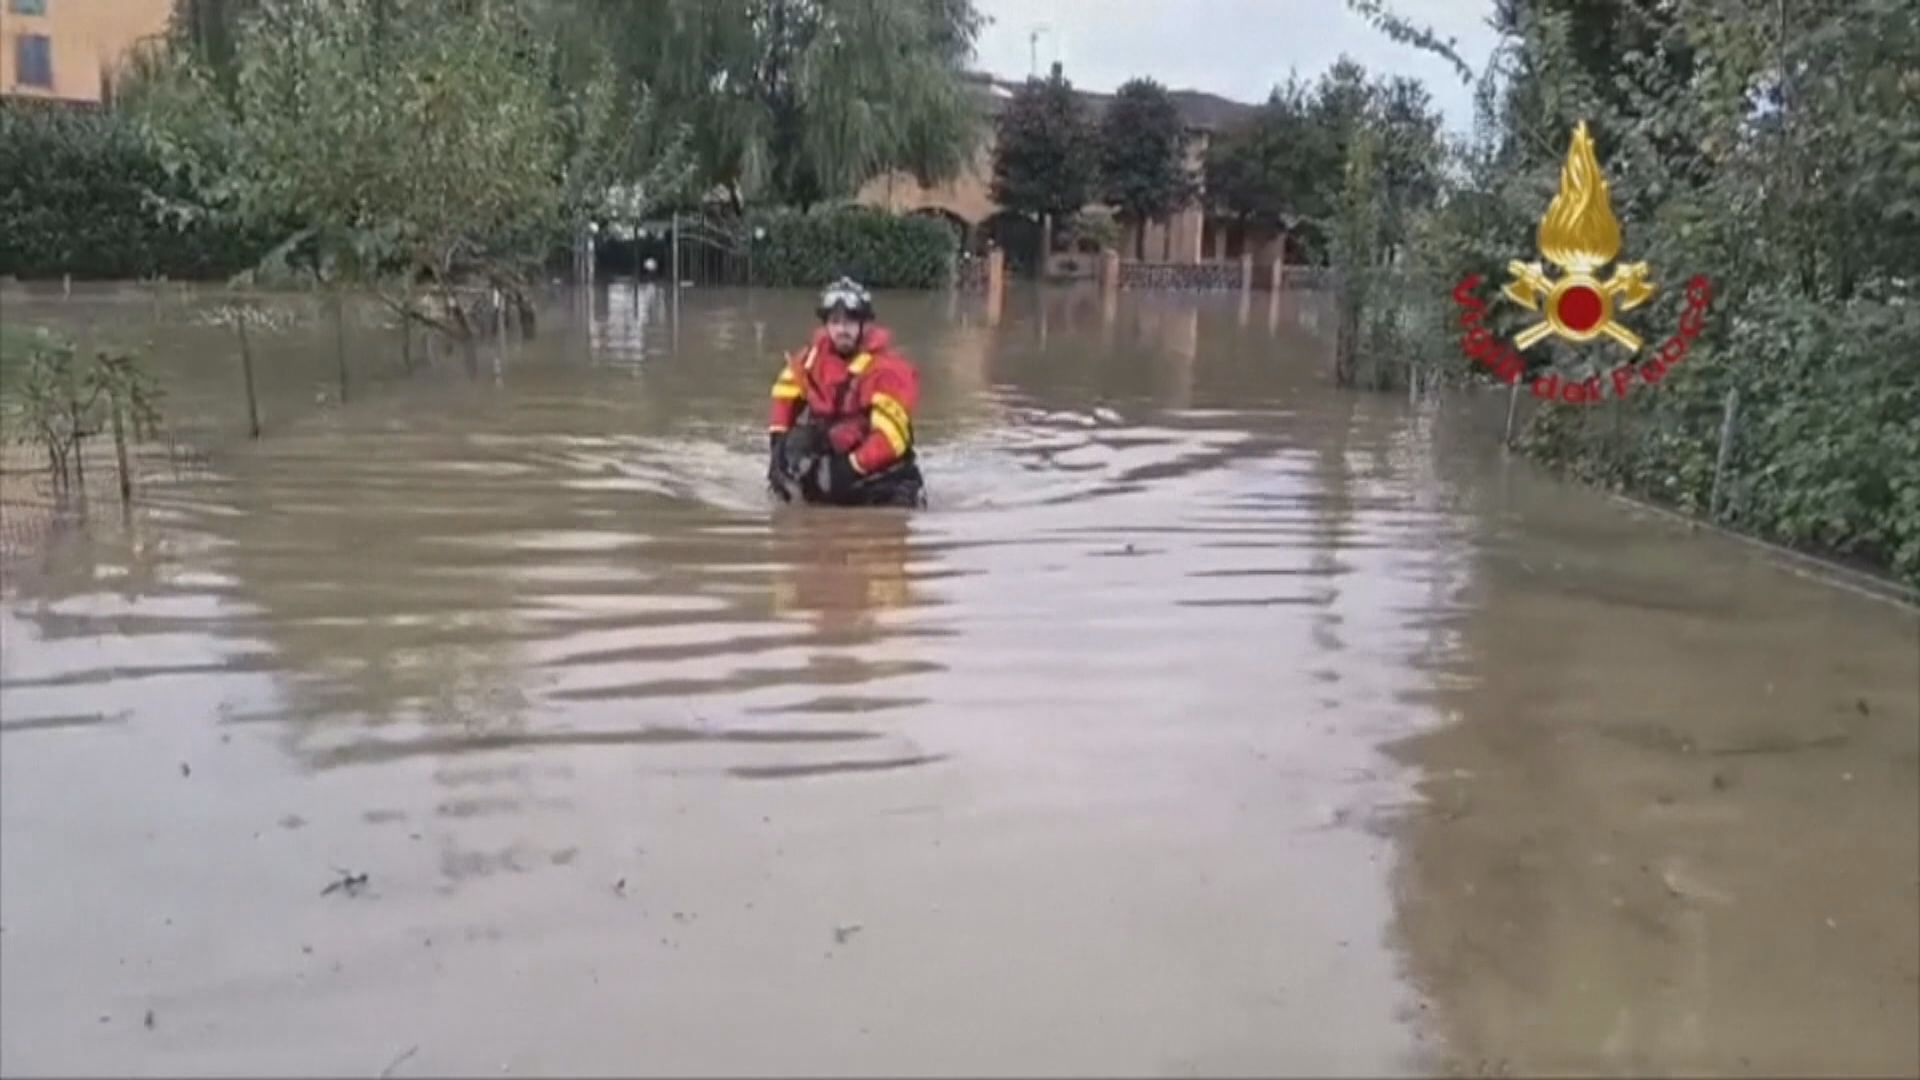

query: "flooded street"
xmin=3 ymin=284 xmax=1916 ymax=1077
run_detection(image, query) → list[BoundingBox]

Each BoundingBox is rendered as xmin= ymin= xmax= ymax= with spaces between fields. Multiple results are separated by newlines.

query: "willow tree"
xmin=614 ymin=0 xmax=987 ymax=209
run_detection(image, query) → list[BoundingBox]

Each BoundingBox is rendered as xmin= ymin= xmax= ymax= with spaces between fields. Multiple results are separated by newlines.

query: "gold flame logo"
xmin=1503 ymin=121 xmax=1655 ymax=352
xmin=1539 ymin=123 xmax=1622 ymax=273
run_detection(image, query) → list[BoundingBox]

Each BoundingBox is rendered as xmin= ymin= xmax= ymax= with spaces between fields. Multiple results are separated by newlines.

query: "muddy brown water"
xmin=2 ymin=284 xmax=1915 ymax=1077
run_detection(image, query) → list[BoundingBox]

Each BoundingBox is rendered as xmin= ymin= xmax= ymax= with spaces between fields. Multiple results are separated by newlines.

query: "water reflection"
xmin=1380 ymin=452 xmax=1920 ymax=1076
xmin=769 ymin=508 xmax=924 ymax=641
xmin=0 ymin=283 xmax=1912 ymax=1077
xmin=589 ymin=279 xmax=666 ymax=370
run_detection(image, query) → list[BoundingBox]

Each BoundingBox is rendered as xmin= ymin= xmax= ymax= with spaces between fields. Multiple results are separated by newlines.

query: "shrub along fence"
xmin=1 ymin=104 xmax=959 ymax=294
xmin=0 ymin=100 xmax=270 ymax=281
xmin=745 ymin=207 xmax=957 ymax=289
xmin=1520 ymin=288 xmax=1920 ymax=586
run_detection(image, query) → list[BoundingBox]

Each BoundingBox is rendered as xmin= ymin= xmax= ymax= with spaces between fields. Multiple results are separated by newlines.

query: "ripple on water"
xmin=5 ymin=289 xmax=1907 ymax=1077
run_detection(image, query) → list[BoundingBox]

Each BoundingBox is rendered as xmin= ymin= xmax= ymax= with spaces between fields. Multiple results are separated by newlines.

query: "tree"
xmin=1308 ymin=58 xmax=1376 ymax=182
xmin=1332 ymin=125 xmax=1382 ymax=387
xmin=1206 ymin=61 xmax=1443 ymax=267
xmin=1370 ymin=75 xmax=1444 ymax=260
xmin=622 ymin=0 xmax=986 ymax=210
xmin=131 ymin=0 xmax=689 ymax=349
xmin=1203 ymin=77 xmax=1327 ymax=253
xmin=1099 ymin=77 xmax=1192 ymax=259
xmin=991 ymin=64 xmax=1098 ymax=265
xmin=1347 ymin=0 xmax=1920 ymax=586
xmin=166 ymin=0 xmax=261 ymax=99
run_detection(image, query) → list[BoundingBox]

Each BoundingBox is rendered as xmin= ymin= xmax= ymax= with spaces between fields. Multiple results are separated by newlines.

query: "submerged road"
xmin=2 ymin=285 xmax=1915 ymax=1076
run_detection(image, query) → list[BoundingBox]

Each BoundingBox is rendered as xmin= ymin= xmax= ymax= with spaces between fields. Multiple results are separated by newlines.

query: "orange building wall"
xmin=857 ymin=138 xmax=1001 ymax=227
xmin=859 ymin=126 xmax=1215 ymax=266
xmin=1 ymin=0 xmax=172 ymax=103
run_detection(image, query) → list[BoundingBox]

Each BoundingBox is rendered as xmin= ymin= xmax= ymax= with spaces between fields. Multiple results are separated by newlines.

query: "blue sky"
xmin=968 ymin=0 xmax=1503 ymax=134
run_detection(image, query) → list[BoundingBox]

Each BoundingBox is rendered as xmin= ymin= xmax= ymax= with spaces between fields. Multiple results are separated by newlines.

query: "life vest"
xmin=768 ymin=324 xmax=919 ymax=476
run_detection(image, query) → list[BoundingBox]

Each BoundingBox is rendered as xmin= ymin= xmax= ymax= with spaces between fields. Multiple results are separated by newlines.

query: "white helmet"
xmin=816 ymin=276 xmax=874 ymax=321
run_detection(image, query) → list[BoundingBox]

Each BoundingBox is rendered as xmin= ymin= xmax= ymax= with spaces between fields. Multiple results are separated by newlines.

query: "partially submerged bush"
xmin=2 ymin=329 xmax=164 ymax=502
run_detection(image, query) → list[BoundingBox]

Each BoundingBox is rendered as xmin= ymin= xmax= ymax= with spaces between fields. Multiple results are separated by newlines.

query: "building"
xmin=857 ymin=69 xmax=1279 ymax=271
xmin=0 ymin=0 xmax=172 ymax=105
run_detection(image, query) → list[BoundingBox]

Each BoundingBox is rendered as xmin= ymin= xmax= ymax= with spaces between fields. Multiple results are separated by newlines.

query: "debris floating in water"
xmin=380 ymin=1044 xmax=419 ymax=1079
xmin=321 ymin=870 xmax=370 ymax=898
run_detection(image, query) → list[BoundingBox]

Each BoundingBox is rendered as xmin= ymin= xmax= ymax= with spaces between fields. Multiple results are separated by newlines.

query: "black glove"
xmin=814 ymin=453 xmax=863 ymax=497
xmin=768 ymin=432 xmax=794 ymax=500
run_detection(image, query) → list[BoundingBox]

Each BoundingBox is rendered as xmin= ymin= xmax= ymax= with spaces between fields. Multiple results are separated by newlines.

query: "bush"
xmin=748 ymin=207 xmax=956 ymax=289
xmin=1521 ymin=288 xmax=1920 ymax=586
xmin=0 ymin=100 xmax=267 ymax=280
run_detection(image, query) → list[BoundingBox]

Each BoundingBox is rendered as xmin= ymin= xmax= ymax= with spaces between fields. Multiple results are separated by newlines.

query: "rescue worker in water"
xmin=767 ymin=277 xmax=925 ymax=508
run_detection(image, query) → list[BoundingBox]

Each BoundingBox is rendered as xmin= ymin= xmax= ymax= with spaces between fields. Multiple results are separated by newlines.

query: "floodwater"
xmin=1 ymin=283 xmax=1915 ymax=1077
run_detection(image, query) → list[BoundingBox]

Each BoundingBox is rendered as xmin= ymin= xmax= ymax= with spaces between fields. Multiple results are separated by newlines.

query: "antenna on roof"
xmin=1028 ymin=23 xmax=1053 ymax=78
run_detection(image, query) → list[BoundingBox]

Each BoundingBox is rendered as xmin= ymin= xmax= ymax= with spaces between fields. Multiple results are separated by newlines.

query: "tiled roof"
xmin=962 ymin=71 xmax=1258 ymax=132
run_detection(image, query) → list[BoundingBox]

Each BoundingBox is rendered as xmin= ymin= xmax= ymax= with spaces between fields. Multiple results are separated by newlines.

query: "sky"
xmin=968 ymin=0 xmax=1503 ymax=134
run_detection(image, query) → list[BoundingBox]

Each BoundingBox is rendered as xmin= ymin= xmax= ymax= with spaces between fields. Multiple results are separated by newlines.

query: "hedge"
xmin=1521 ymin=287 xmax=1920 ymax=587
xmin=747 ymin=206 xmax=956 ymax=289
xmin=0 ymin=100 xmax=268 ymax=281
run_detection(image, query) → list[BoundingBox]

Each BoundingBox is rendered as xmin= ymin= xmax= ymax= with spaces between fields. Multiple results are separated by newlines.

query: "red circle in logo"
xmin=1556 ymin=285 xmax=1604 ymax=333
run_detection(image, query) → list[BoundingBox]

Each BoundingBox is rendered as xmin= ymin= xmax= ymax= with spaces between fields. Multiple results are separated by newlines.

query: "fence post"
xmin=236 ymin=312 xmax=261 ymax=439
xmin=1238 ymin=255 xmax=1252 ymax=325
xmin=986 ymin=247 xmax=1005 ymax=327
xmin=1710 ymin=387 xmax=1740 ymax=520
xmin=332 ymin=290 xmax=349 ymax=404
xmin=1503 ymin=378 xmax=1521 ymax=449
xmin=493 ymin=287 xmax=507 ymax=384
xmin=109 ymin=388 xmax=132 ymax=507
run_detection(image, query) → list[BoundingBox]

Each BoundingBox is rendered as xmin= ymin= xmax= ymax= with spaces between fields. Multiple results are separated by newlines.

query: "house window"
xmin=15 ymin=33 xmax=53 ymax=88
xmin=9 ymin=0 xmax=49 ymax=16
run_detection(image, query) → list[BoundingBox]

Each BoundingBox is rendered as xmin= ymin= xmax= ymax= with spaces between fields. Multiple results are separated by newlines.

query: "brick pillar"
xmin=986 ymin=247 xmax=1004 ymax=326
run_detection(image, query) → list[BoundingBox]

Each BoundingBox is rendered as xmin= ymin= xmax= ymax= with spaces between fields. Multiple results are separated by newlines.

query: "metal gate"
xmin=662 ymin=214 xmax=752 ymax=287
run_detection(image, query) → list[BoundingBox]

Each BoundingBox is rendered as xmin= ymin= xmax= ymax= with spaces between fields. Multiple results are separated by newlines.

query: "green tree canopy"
xmin=1098 ymin=77 xmax=1192 ymax=258
xmin=1203 ymin=77 xmax=1325 ymax=233
xmin=991 ymin=65 xmax=1098 ymax=226
xmin=1348 ymin=0 xmax=1920 ymax=583
xmin=131 ymin=0 xmax=689 ymax=337
xmin=1204 ymin=59 xmax=1444 ymax=265
xmin=620 ymin=0 xmax=986 ymax=210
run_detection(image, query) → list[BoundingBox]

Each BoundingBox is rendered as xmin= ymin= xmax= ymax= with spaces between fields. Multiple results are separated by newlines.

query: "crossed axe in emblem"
xmin=1503 ymin=260 xmax=1656 ymax=352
